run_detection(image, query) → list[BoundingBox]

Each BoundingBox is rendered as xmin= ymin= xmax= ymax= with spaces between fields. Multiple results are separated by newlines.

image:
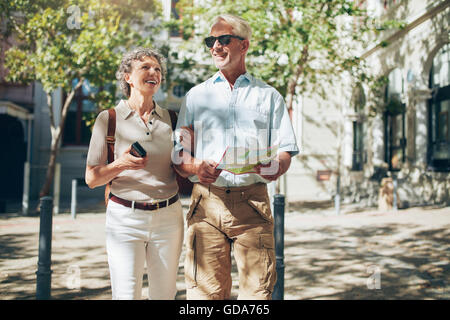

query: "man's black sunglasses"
xmin=204 ymin=34 xmax=245 ymax=48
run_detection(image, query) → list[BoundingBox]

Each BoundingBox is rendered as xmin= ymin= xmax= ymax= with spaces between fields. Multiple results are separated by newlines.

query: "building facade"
xmin=1 ymin=0 xmax=448 ymax=212
xmin=289 ymin=0 xmax=450 ymax=208
xmin=0 ymin=0 xmax=186 ymax=213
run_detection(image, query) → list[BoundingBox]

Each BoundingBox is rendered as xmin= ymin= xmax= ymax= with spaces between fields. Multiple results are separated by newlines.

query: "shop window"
xmin=384 ymin=68 xmax=406 ymax=171
xmin=428 ymin=43 xmax=450 ymax=171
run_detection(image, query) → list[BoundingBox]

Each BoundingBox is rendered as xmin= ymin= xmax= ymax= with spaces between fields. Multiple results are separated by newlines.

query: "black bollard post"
xmin=36 ymin=196 xmax=53 ymax=300
xmin=273 ymin=194 xmax=285 ymax=300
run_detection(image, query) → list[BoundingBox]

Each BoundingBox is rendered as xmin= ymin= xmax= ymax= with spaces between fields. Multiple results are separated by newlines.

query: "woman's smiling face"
xmin=126 ymin=56 xmax=162 ymax=97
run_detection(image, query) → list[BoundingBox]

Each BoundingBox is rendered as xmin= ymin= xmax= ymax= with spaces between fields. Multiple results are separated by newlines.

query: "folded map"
xmin=215 ymin=145 xmax=279 ymax=175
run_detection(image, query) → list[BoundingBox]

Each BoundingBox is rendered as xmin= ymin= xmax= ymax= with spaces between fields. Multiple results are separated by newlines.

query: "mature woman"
xmin=85 ymin=48 xmax=183 ymax=300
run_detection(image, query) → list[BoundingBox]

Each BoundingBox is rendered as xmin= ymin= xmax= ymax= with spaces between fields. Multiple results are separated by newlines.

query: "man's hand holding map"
xmin=215 ymin=145 xmax=279 ymax=175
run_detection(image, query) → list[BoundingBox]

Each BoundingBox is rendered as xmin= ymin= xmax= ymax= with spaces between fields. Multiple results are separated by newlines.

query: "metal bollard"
xmin=273 ymin=194 xmax=285 ymax=300
xmin=36 ymin=196 xmax=53 ymax=300
xmin=71 ymin=179 xmax=77 ymax=219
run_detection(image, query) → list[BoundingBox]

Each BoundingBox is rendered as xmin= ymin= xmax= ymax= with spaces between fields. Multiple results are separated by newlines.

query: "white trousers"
xmin=105 ymin=198 xmax=184 ymax=300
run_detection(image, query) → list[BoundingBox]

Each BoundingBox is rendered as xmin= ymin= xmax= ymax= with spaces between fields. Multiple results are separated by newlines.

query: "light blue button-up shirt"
xmin=175 ymin=71 xmax=299 ymax=187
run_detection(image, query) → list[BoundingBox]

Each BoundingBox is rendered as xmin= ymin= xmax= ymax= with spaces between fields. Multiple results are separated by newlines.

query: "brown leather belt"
xmin=110 ymin=194 xmax=179 ymax=211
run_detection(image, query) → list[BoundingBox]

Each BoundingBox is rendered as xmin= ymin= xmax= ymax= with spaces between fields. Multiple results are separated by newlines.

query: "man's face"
xmin=209 ymin=20 xmax=247 ymax=73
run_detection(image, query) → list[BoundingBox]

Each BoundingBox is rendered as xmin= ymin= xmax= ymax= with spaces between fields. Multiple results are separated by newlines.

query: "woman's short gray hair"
xmin=211 ymin=14 xmax=252 ymax=41
xmin=116 ymin=47 xmax=166 ymax=98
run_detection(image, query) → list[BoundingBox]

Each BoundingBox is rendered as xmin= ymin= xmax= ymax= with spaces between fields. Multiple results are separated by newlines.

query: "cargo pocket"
xmin=186 ymin=193 xmax=202 ymax=221
xmin=248 ymin=197 xmax=273 ymax=223
xmin=260 ymin=233 xmax=277 ymax=293
xmin=185 ymin=228 xmax=197 ymax=289
xmin=235 ymin=232 xmax=277 ymax=297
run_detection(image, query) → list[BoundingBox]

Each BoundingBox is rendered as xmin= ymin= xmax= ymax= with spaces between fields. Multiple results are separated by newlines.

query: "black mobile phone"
xmin=130 ymin=141 xmax=147 ymax=158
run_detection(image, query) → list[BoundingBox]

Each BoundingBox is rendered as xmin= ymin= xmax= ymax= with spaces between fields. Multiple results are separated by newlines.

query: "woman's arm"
xmin=85 ymin=145 xmax=148 ymax=189
xmin=173 ymin=150 xmax=222 ymax=184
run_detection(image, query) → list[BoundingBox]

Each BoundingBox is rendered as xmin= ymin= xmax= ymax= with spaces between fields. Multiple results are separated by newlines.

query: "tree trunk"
xmin=39 ymin=138 xmax=58 ymax=198
xmin=38 ymin=80 xmax=83 ymax=202
xmin=277 ymin=46 xmax=309 ymax=194
xmin=334 ymin=92 xmax=345 ymax=215
xmin=285 ymin=45 xmax=309 ymax=111
xmin=285 ymin=77 xmax=298 ymax=113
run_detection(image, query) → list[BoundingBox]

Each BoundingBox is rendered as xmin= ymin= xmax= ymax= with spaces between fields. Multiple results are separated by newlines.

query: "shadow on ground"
xmin=1 ymin=209 xmax=449 ymax=300
xmin=0 ymin=214 xmax=111 ymax=300
xmin=283 ymin=222 xmax=449 ymax=299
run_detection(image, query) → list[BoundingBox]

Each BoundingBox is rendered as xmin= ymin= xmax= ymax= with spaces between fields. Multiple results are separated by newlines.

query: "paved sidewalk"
xmin=0 ymin=200 xmax=449 ymax=300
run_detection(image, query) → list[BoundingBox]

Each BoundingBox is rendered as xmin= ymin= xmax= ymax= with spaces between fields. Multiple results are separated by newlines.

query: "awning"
xmin=0 ymin=100 xmax=33 ymax=120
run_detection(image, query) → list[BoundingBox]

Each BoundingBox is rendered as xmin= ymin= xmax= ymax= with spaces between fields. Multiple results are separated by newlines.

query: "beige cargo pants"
xmin=185 ymin=183 xmax=277 ymax=300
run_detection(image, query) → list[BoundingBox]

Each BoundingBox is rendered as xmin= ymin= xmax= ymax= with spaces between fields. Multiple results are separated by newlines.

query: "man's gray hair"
xmin=211 ymin=14 xmax=252 ymax=41
xmin=116 ymin=47 xmax=166 ymax=98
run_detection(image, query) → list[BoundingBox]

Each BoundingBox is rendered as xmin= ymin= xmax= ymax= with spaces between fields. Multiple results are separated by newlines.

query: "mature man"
xmin=174 ymin=14 xmax=299 ymax=300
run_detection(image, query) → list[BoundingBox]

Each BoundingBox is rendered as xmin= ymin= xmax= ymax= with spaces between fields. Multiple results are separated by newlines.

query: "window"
xmin=63 ymin=79 xmax=97 ymax=146
xmin=384 ymin=68 xmax=406 ymax=171
xmin=428 ymin=43 xmax=450 ymax=171
xmin=351 ymin=85 xmax=366 ymax=171
xmin=172 ymin=82 xmax=194 ymax=98
xmin=172 ymin=84 xmax=186 ymax=98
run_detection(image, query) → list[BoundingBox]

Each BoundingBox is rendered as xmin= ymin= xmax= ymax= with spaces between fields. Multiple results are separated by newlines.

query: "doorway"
xmin=0 ymin=114 xmax=26 ymax=203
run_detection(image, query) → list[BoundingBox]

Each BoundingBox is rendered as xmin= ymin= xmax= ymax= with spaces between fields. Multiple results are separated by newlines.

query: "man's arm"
xmin=173 ymin=150 xmax=222 ymax=184
xmin=255 ymin=151 xmax=292 ymax=181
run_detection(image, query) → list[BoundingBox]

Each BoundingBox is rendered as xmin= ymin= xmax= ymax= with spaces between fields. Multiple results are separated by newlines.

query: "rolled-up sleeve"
xmin=271 ymin=94 xmax=299 ymax=157
xmin=86 ymin=110 xmax=109 ymax=166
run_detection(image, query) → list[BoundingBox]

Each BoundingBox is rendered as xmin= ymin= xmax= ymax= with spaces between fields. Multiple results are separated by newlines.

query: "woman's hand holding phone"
xmin=116 ymin=145 xmax=148 ymax=170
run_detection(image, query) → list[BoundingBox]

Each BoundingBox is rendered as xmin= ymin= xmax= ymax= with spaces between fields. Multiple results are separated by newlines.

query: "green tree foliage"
xmin=1 ymin=0 xmax=162 ymax=199
xmin=173 ymin=0 xmax=404 ymax=197
xmin=174 ymin=0 xmax=403 ymax=111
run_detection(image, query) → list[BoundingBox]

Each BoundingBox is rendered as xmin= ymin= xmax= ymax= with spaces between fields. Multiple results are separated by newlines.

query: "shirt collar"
xmin=213 ymin=71 xmax=252 ymax=85
xmin=116 ymin=99 xmax=163 ymax=119
xmin=153 ymin=102 xmax=164 ymax=118
xmin=116 ymin=100 xmax=131 ymax=119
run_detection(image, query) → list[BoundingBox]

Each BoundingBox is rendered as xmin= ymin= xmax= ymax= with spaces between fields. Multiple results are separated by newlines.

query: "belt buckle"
xmin=150 ymin=200 xmax=160 ymax=210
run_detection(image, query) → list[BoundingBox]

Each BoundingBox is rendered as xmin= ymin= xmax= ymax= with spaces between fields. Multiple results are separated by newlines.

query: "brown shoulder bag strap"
xmin=106 ymin=108 xmax=116 ymax=164
xmin=168 ymin=109 xmax=177 ymax=131
xmin=104 ymin=108 xmax=116 ymax=205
